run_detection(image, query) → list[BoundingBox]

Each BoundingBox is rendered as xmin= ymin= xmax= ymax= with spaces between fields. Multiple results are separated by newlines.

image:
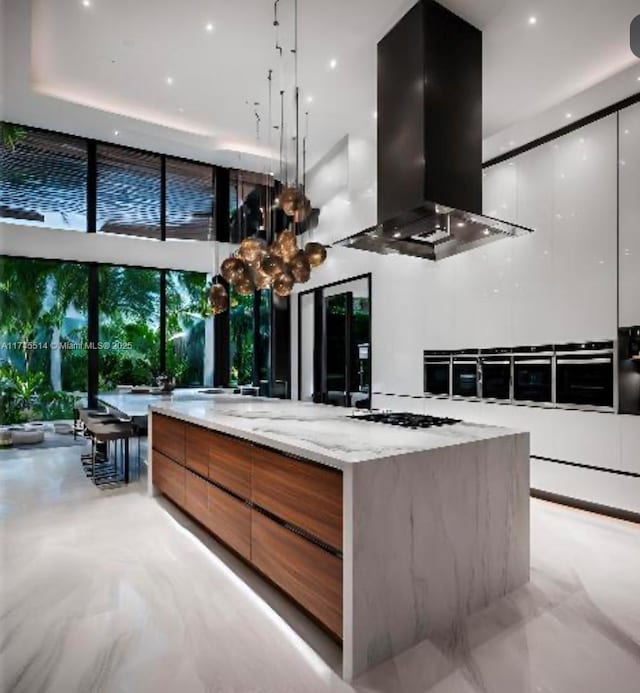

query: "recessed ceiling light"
xmin=82 ymin=0 xmax=91 ymax=7
xmin=373 ymin=110 xmax=378 ymax=119
xmin=565 ymin=112 xmax=572 ymax=119
xmin=113 ymin=130 xmax=119 ymax=136
xmin=456 ymin=222 xmax=465 ymax=228
xmin=166 ymin=76 xmax=174 ymax=85
xmin=306 ymin=95 xmax=313 ymax=104
xmin=205 ymin=22 xmax=214 ymax=32
xmin=528 ymin=16 xmax=537 ymax=25
xmin=637 ymin=76 xmax=640 ymax=82
xmin=329 ymin=58 xmax=338 ymax=69
xmin=483 ymin=229 xmax=490 ymax=236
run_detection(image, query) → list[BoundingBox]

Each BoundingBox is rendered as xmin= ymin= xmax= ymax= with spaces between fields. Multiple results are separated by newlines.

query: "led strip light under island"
xmin=148 ymin=396 xmax=530 ymax=680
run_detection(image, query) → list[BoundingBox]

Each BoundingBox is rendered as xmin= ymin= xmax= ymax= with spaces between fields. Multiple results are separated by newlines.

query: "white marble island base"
xmin=343 ymin=432 xmax=530 ymax=679
xmin=148 ymin=397 xmax=530 ymax=680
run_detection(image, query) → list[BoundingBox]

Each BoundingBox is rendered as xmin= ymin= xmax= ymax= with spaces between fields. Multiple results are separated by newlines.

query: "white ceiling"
xmin=2 ymin=0 xmax=640 ymax=170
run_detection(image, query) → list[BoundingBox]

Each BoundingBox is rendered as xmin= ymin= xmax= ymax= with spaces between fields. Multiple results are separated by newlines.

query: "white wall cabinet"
xmin=619 ymin=102 xmax=640 ymax=327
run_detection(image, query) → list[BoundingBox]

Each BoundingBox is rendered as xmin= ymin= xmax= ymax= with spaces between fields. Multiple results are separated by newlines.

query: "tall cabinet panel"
xmin=551 ymin=115 xmax=618 ymax=342
xmin=511 ymin=145 xmax=555 ymax=345
xmin=619 ymin=102 xmax=640 ymax=327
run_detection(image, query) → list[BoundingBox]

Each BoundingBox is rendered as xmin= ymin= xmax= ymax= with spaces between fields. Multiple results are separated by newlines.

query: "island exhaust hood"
xmin=335 ymin=0 xmax=533 ymax=261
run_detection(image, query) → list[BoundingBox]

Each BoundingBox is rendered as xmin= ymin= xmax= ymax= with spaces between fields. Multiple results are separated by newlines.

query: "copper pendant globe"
xmin=234 ymin=276 xmax=255 ymax=296
xmin=289 ymin=250 xmax=311 ymax=283
xmin=279 ymin=186 xmax=305 ymax=217
xmin=272 ymin=271 xmax=295 ymax=297
xmin=208 ymin=283 xmax=229 ymax=315
xmin=261 ymin=252 xmax=285 ymax=277
xmin=220 ymin=257 xmax=248 ymax=284
xmin=238 ymin=237 xmax=266 ymax=265
xmin=304 ymin=241 xmax=327 ymax=267
xmin=251 ymin=266 xmax=273 ymax=290
xmin=292 ymin=197 xmax=311 ymax=223
xmin=273 ymin=229 xmax=299 ymax=263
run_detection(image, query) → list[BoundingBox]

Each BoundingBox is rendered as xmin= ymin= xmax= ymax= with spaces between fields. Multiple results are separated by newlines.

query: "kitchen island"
xmin=148 ymin=396 xmax=530 ymax=680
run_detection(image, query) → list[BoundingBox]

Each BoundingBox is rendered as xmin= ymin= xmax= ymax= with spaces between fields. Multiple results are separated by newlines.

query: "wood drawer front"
xmin=152 ymin=414 xmax=186 ymax=465
xmin=185 ymin=424 xmax=210 ymax=477
xmin=154 ymin=450 xmax=186 ymax=507
xmin=207 ymin=483 xmax=251 ymax=560
xmin=252 ymin=448 xmax=343 ymax=551
xmin=185 ymin=470 xmax=208 ymax=522
xmin=208 ymin=431 xmax=252 ymax=499
xmin=251 ymin=511 xmax=342 ymax=638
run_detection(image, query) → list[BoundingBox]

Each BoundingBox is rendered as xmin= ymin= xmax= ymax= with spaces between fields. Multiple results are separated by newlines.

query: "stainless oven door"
xmin=556 ymin=354 xmax=614 ymax=409
xmin=452 ymin=360 xmax=479 ymax=398
xmin=513 ymin=358 xmax=553 ymax=404
xmin=424 ymin=360 xmax=451 ymax=396
xmin=480 ymin=359 xmax=512 ymax=401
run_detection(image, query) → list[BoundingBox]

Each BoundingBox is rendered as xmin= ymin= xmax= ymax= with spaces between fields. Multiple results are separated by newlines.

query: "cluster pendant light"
xmin=211 ymin=0 xmax=326 ymax=313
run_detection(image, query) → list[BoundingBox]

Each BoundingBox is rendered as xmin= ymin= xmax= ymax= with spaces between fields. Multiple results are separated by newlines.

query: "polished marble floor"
xmin=1 ymin=445 xmax=639 ymax=693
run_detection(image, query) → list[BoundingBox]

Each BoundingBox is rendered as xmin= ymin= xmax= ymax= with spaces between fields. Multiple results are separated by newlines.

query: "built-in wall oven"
xmin=480 ymin=348 xmax=512 ymax=401
xmin=423 ymin=351 xmax=451 ymax=396
xmin=513 ymin=345 xmax=554 ymax=405
xmin=452 ymin=350 xmax=479 ymax=399
xmin=554 ymin=341 xmax=614 ymax=411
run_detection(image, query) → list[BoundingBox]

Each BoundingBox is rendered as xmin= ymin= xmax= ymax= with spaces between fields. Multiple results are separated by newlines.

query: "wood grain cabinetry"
xmin=208 ymin=484 xmax=251 ymax=560
xmin=253 ymin=447 xmax=343 ymax=550
xmin=185 ymin=424 xmax=210 ymax=477
xmin=153 ymin=414 xmax=186 ymax=465
xmin=154 ymin=450 xmax=186 ymax=507
xmin=252 ymin=510 xmax=343 ymax=638
xmin=185 ymin=469 xmax=208 ymax=520
xmin=151 ymin=413 xmax=343 ymax=637
xmin=208 ymin=430 xmax=252 ymax=499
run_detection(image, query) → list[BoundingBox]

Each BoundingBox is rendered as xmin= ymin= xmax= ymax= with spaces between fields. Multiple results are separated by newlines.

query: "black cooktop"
xmin=351 ymin=412 xmax=461 ymax=429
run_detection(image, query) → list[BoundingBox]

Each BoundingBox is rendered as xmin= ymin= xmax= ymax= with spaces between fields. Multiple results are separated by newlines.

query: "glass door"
xmin=323 ymin=293 xmax=349 ymax=406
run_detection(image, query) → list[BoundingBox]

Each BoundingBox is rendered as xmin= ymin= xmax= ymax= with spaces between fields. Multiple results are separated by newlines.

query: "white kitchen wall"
xmin=619 ymin=102 xmax=640 ymax=327
xmin=294 ymin=114 xmax=640 ymax=514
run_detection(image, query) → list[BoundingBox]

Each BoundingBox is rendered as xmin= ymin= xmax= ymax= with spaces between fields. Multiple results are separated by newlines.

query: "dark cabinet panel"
xmin=152 ymin=413 xmax=186 ymax=465
xmin=252 ymin=447 xmax=343 ymax=551
xmin=251 ymin=510 xmax=342 ymax=638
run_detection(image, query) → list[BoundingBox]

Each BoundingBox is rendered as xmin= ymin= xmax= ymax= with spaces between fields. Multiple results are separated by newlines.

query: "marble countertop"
xmin=99 ymin=389 xmax=235 ymax=418
xmin=148 ymin=396 xmax=524 ymax=469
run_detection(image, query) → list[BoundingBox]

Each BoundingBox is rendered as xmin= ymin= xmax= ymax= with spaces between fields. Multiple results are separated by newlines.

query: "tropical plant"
xmin=0 ymin=122 xmax=28 ymax=152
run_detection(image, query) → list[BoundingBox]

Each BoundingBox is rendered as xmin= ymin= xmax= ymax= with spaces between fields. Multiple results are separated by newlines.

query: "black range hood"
xmin=335 ymin=0 xmax=533 ymax=260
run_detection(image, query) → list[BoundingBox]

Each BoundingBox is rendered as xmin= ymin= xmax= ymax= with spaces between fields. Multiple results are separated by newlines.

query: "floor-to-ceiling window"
xmin=166 ymin=270 xmax=213 ymax=386
xmin=165 ymin=158 xmax=215 ymax=241
xmin=97 ymin=265 xmax=161 ymax=388
xmin=0 ymin=256 xmax=88 ymax=423
xmin=228 ymin=288 xmax=256 ymax=387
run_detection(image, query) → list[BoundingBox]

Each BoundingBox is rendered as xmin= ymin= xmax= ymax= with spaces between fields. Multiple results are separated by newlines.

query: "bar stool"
xmin=77 ymin=408 xmax=119 ymax=471
xmin=85 ymin=420 xmax=133 ymax=488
